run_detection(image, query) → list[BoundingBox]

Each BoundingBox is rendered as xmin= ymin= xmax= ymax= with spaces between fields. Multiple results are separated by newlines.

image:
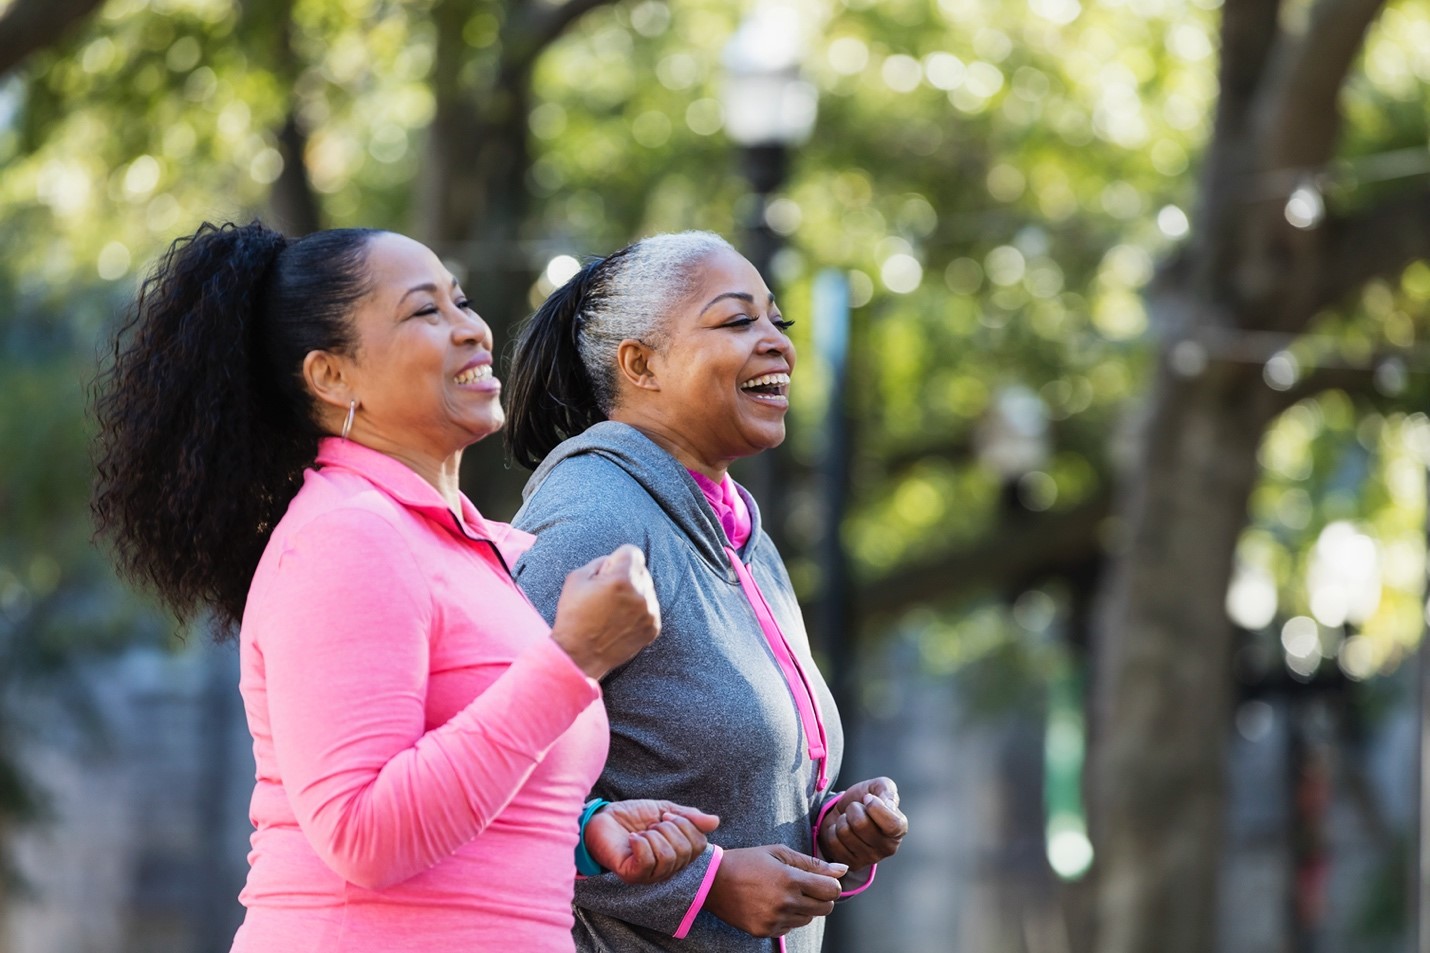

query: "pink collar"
xmin=687 ymin=469 xmax=751 ymax=550
xmin=315 ymin=437 xmax=536 ymax=565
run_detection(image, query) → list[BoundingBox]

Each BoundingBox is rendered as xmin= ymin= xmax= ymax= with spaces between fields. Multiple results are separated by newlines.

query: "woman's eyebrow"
xmin=399 ymin=282 xmax=438 ymax=304
xmin=700 ymin=290 xmax=776 ymax=315
xmin=398 ymin=277 xmax=460 ymax=305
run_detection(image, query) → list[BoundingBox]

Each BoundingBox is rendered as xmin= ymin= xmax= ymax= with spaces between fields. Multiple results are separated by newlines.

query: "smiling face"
xmin=614 ymin=246 xmax=796 ymax=478
xmin=307 ymin=232 xmax=503 ymax=466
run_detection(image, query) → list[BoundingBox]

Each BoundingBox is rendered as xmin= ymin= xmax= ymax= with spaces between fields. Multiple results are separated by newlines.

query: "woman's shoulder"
xmin=516 ymin=460 xmax=655 ymax=559
xmin=245 ymin=476 xmax=434 ymax=631
xmin=273 ymin=467 xmax=424 ymax=554
xmin=520 ymin=451 xmax=662 ymax=520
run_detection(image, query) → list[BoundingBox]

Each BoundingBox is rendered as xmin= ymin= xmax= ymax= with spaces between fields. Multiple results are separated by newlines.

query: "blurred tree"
xmin=0 ymin=248 xmax=167 ymax=931
xmin=1088 ymin=1 xmax=1430 ymax=950
xmin=242 ymin=0 xmax=323 ymax=235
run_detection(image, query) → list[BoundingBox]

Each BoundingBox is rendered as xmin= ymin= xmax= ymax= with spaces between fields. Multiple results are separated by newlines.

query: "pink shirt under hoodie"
xmin=230 ymin=438 xmax=607 ymax=953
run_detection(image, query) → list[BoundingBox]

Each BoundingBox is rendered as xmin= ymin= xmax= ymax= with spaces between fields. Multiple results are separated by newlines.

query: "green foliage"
xmin=524 ymin=0 xmax=1221 ymax=603
xmin=1 ymin=0 xmax=1426 ymax=692
xmin=1234 ymin=239 xmax=1430 ymax=680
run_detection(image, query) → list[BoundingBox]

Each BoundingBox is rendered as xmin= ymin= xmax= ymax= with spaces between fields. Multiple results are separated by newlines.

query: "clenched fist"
xmin=550 ymin=545 xmax=661 ymax=679
xmin=583 ymin=800 xmax=720 ymax=884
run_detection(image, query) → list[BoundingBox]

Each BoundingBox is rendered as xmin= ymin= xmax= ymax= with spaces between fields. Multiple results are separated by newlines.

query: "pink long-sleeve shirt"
xmin=230 ymin=438 xmax=607 ymax=953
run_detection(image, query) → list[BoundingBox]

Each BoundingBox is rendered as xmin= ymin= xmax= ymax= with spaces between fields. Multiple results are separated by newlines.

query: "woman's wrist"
xmin=575 ymin=798 xmax=612 ymax=876
xmin=550 ymin=630 xmax=605 ymax=679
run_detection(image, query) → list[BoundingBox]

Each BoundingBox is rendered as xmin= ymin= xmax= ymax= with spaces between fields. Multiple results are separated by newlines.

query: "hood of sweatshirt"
xmin=520 ymin=421 xmax=763 ymax=577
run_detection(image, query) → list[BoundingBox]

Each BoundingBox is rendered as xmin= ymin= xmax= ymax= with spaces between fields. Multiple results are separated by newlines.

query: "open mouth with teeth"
xmin=740 ymin=372 xmax=791 ymax=402
xmin=454 ymin=365 xmax=493 ymax=385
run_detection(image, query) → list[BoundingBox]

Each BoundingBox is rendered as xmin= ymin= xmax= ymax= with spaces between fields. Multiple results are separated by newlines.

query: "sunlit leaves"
xmin=1240 ymin=392 xmax=1430 ymax=682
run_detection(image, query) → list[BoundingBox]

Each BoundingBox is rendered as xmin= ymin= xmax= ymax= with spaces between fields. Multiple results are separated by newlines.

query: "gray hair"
xmin=576 ymin=230 xmax=734 ymax=412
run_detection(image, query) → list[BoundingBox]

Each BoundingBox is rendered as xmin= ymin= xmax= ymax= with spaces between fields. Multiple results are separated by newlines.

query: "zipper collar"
xmin=314 ymin=437 xmax=535 ymax=567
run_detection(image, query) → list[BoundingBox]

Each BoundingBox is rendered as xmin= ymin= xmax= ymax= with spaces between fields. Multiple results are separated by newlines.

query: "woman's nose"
xmin=762 ymin=318 xmax=795 ymax=359
xmin=453 ymin=309 xmax=493 ymax=349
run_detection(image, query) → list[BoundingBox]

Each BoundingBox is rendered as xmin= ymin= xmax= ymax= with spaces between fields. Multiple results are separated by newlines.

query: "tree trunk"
xmin=417 ymin=0 xmax=559 ymax=514
xmin=0 ymin=0 xmax=104 ymax=77
xmin=269 ymin=112 xmax=321 ymax=236
xmin=1081 ymin=2 xmax=1430 ymax=946
xmin=241 ymin=0 xmax=322 ymax=235
xmin=431 ymin=78 xmax=535 ymax=516
xmin=1091 ymin=341 xmax=1277 ymax=953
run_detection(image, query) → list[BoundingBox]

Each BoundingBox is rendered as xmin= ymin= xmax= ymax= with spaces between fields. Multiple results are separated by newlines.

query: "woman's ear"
xmin=302 ymin=349 xmax=356 ymax=412
xmin=615 ymin=339 xmax=661 ymax=392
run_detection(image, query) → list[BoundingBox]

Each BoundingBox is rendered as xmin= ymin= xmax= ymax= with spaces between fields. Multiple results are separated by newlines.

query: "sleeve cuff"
xmin=538 ymin=636 xmax=605 ymax=701
xmin=812 ymin=792 xmax=877 ymax=899
xmin=812 ymin=792 xmax=843 ymax=855
xmin=838 ymin=862 xmax=877 ymax=898
xmin=672 ymin=844 xmax=724 ymax=938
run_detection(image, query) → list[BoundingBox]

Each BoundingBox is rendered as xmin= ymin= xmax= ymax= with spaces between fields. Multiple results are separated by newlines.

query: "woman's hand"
xmin=703 ymin=845 xmax=848 ymax=937
xmin=583 ymin=800 xmax=720 ymax=884
xmin=550 ymin=545 xmax=661 ymax=679
xmin=817 ymin=777 xmax=908 ymax=871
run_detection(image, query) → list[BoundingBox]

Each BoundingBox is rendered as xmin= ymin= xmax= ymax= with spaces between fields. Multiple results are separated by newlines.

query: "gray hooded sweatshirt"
xmin=512 ymin=422 xmax=851 ymax=953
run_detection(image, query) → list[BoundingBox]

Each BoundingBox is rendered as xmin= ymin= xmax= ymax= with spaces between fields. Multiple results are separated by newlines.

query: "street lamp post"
xmin=723 ymin=19 xmax=854 ymax=951
xmin=721 ymin=6 xmax=817 ymax=542
xmin=720 ymin=3 xmax=817 ymax=289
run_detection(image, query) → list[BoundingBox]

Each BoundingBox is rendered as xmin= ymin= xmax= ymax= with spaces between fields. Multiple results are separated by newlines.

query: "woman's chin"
xmin=458 ymin=413 xmax=505 ymax=446
xmin=743 ymin=425 xmax=788 ymax=455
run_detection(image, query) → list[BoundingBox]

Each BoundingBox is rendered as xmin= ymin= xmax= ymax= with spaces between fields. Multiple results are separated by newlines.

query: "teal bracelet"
xmin=575 ymin=798 xmax=612 ymax=876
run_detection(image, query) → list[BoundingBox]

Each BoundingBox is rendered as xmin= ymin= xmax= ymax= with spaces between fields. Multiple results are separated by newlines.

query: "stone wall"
xmin=4 ymin=641 xmax=251 ymax=953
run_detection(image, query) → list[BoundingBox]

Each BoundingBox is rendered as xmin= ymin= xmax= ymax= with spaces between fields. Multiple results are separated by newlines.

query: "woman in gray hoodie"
xmin=504 ymin=232 xmax=908 ymax=952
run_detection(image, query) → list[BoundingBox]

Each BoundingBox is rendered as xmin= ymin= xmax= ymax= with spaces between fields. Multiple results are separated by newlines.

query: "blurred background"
xmin=2 ymin=0 xmax=1430 ymax=951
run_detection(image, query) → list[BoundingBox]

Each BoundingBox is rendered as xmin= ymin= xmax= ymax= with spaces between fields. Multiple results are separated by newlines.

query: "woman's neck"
xmin=617 ymin=416 xmax=729 ymax=484
xmin=370 ymin=440 xmax=465 ymax=515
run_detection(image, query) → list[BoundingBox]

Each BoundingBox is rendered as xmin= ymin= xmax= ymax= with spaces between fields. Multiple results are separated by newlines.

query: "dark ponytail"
xmin=92 ymin=220 xmax=378 ymax=635
xmin=505 ymin=259 xmax=609 ymax=470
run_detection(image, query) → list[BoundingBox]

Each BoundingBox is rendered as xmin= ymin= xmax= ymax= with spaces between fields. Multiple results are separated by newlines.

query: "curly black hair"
xmin=91 ymin=220 xmax=380 ymax=636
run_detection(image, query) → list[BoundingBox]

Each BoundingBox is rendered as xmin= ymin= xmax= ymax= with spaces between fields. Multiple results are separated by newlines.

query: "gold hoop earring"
xmin=341 ymin=400 xmax=357 ymax=441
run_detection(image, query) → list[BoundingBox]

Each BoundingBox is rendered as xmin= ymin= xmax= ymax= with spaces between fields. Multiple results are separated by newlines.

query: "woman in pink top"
xmin=92 ymin=221 xmax=719 ymax=952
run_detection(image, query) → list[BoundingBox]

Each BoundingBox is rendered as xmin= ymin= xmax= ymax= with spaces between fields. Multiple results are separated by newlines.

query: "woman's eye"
xmin=456 ymin=299 xmax=474 ymax=311
xmin=722 ymin=314 xmax=791 ymax=331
